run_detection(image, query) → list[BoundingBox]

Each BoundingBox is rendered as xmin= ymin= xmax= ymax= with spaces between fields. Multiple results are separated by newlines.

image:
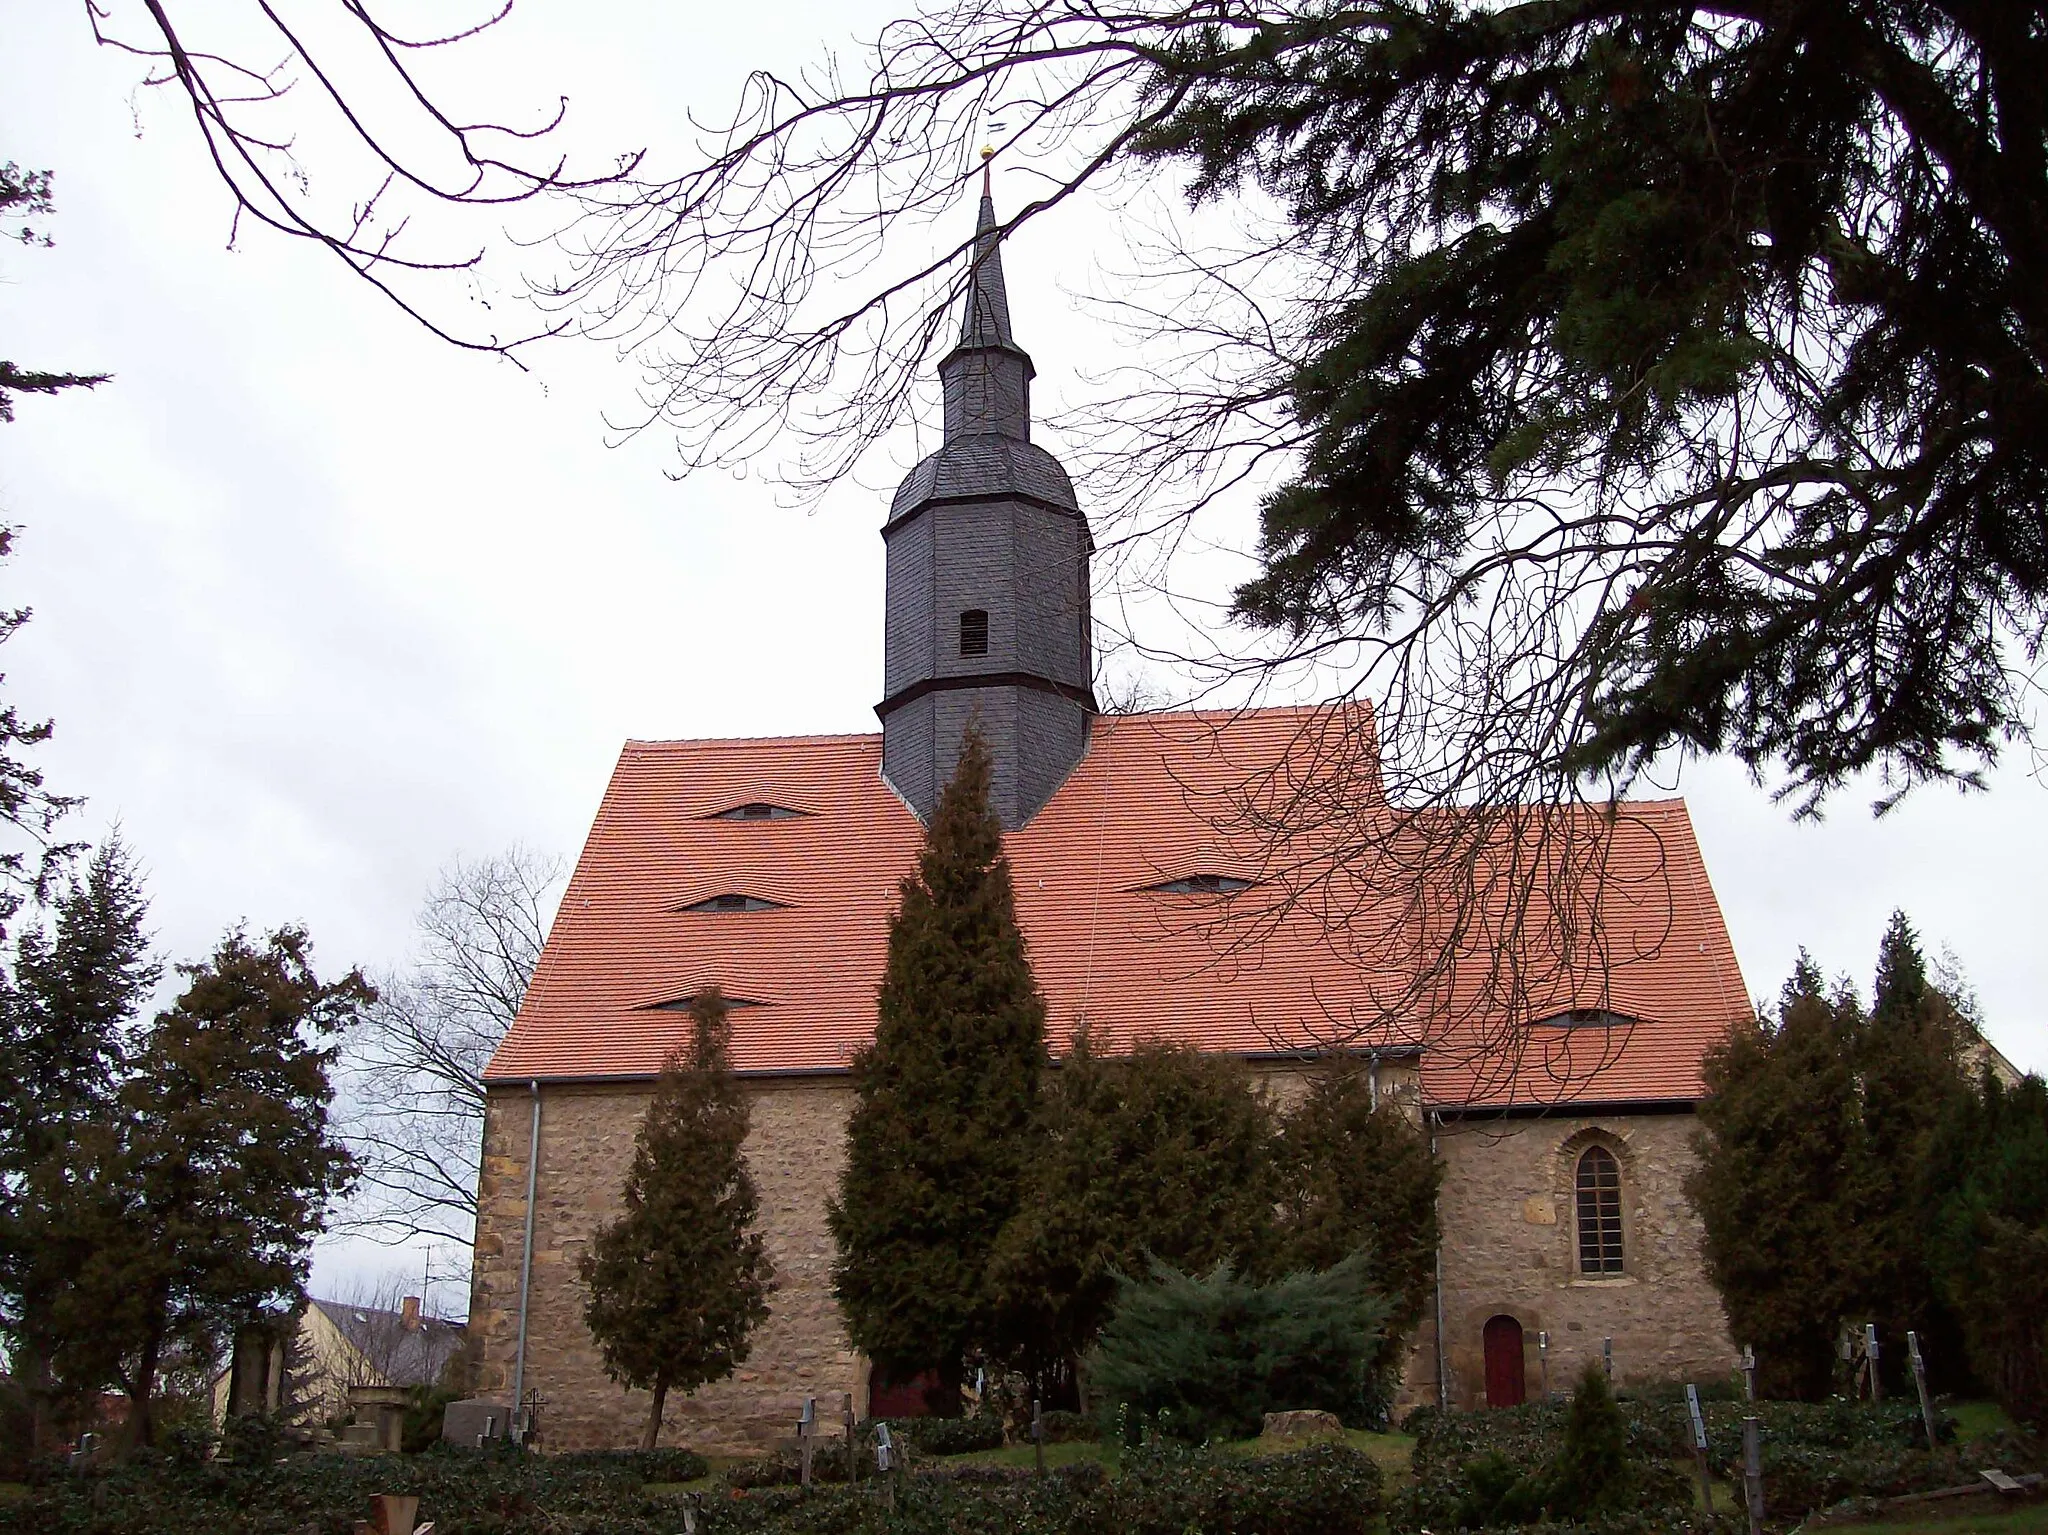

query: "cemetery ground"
xmin=2 ymin=1392 xmax=2042 ymax=1535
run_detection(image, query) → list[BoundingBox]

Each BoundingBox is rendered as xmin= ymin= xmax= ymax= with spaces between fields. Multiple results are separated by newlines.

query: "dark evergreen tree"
xmin=1544 ymin=1362 xmax=1634 ymax=1522
xmin=1927 ymin=1071 xmax=2048 ymax=1432
xmin=1687 ymin=954 xmax=1862 ymax=1399
xmin=988 ymin=1029 xmax=1275 ymax=1403
xmin=28 ymin=927 xmax=366 ymax=1444
xmin=1271 ymin=1056 xmax=1439 ymax=1347
xmin=0 ymin=838 xmax=157 ymax=1438
xmin=1845 ymin=912 xmax=1973 ymax=1389
xmin=1137 ymin=3 xmax=2048 ymax=809
xmin=829 ymin=726 xmax=1046 ymax=1411
xmin=571 ymin=3 xmax=2048 ymax=815
xmin=580 ymin=989 xmax=775 ymax=1449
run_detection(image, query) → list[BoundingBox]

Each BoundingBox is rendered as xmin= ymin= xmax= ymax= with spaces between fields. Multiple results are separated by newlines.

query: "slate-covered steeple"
xmin=878 ymin=188 xmax=1096 ymax=829
xmin=938 ymin=193 xmax=1032 ymax=442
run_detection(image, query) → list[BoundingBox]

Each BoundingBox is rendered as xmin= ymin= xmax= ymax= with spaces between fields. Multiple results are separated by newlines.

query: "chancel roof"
xmin=485 ymin=705 xmax=1749 ymax=1108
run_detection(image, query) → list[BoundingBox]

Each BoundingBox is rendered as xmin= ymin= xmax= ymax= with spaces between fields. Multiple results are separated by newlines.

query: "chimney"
xmin=401 ymin=1295 xmax=421 ymax=1330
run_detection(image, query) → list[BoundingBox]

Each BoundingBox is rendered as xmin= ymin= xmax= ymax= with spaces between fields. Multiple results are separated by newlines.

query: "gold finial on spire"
xmin=979 ymin=143 xmax=994 ymax=196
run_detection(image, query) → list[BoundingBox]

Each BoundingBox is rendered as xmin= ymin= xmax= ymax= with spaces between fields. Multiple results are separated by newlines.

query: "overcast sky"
xmin=4 ymin=2 xmax=2043 ymax=1303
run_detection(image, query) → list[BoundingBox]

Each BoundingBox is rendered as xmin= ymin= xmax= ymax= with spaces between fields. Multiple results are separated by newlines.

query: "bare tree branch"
xmin=81 ymin=0 xmax=644 ymax=359
xmin=334 ymin=846 xmax=563 ymax=1245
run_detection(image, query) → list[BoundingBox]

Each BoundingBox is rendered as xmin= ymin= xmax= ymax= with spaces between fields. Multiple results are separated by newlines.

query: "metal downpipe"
xmin=511 ymin=1080 xmax=542 ymax=1426
xmin=1431 ymin=1109 xmax=1448 ymax=1410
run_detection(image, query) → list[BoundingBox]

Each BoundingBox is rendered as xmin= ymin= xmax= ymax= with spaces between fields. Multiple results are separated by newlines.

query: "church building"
xmin=467 ymin=192 xmax=1751 ymax=1453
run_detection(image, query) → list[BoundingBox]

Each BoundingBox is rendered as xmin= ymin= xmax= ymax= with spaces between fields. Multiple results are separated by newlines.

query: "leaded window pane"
xmin=1576 ymin=1145 xmax=1624 ymax=1275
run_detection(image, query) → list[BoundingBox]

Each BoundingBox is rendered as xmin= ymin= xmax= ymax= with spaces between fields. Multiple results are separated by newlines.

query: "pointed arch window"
xmin=959 ymin=608 xmax=989 ymax=657
xmin=1575 ymin=1145 xmax=1624 ymax=1275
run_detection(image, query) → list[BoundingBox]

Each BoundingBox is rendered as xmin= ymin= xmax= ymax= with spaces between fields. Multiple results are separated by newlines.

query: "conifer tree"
xmin=829 ymin=726 xmax=1045 ymax=1412
xmin=1272 ymin=1056 xmax=1439 ymax=1341
xmin=580 ymin=989 xmax=774 ymax=1449
xmin=1688 ymin=955 xmax=1863 ymax=1399
xmin=1846 ymin=912 xmax=1973 ymax=1388
xmin=988 ymin=1030 xmax=1274 ymax=1401
xmin=38 ymin=926 xmax=366 ymax=1444
xmin=0 ymin=838 xmax=158 ymax=1434
xmin=1927 ymin=1071 xmax=2048 ymax=1431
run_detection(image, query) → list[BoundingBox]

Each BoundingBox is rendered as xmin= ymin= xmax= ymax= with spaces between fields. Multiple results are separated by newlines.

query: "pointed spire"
xmin=958 ymin=191 xmax=1016 ymax=349
xmin=939 ymin=186 xmax=1033 ymax=442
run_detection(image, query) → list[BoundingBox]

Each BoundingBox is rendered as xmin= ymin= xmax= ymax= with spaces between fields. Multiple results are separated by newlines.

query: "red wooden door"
xmin=1484 ymin=1315 xmax=1527 ymax=1408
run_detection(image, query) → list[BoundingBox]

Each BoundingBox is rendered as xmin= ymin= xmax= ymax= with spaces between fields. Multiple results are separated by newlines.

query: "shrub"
xmin=1038 ymin=1408 xmax=1095 ymax=1444
xmin=705 ymin=1439 xmax=1382 ymax=1535
xmin=891 ymin=1413 xmax=1005 ymax=1455
xmin=401 ymin=1385 xmax=462 ymax=1455
xmin=10 ymin=1438 xmax=1382 ymax=1535
xmin=1402 ymin=1377 xmax=1693 ymax=1534
xmin=216 ymin=1412 xmax=294 ymax=1466
xmin=559 ymin=1445 xmax=711 ymax=1483
xmin=1400 ymin=1392 xmax=2041 ymax=1530
xmin=1089 ymin=1254 xmax=1388 ymax=1442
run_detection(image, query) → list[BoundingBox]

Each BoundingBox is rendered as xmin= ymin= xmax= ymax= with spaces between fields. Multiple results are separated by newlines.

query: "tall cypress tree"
xmin=580 ymin=989 xmax=774 ymax=1449
xmin=0 ymin=837 xmax=158 ymax=1437
xmin=1847 ymin=912 xmax=1973 ymax=1388
xmin=1688 ymin=954 xmax=1863 ymax=1399
xmin=1927 ymin=1071 xmax=2048 ymax=1431
xmin=830 ymin=726 xmax=1045 ymax=1413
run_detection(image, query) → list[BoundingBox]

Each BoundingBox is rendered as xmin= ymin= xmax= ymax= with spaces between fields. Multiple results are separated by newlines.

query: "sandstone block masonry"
xmin=471 ymin=1079 xmax=863 ymax=1454
xmin=1431 ymin=1110 xmax=1734 ymax=1407
xmin=470 ymin=1077 xmax=1734 ymax=1450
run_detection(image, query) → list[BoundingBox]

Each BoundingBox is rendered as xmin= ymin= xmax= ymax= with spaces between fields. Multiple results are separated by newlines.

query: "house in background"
xmin=213 ymin=1296 xmax=466 ymax=1427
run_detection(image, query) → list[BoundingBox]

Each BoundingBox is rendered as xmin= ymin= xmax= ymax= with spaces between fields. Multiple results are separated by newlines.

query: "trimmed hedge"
xmin=11 ymin=1438 xmax=1380 ymax=1535
xmin=706 ymin=1440 xmax=1384 ymax=1535
xmin=14 ymin=1443 xmax=673 ymax=1535
xmin=874 ymin=1414 xmax=1006 ymax=1456
xmin=561 ymin=1446 xmax=712 ymax=1483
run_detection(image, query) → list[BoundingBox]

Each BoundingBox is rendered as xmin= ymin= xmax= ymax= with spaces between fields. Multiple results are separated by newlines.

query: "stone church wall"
xmin=1429 ymin=1110 xmax=1734 ymax=1408
xmin=471 ymin=1078 xmax=864 ymax=1455
xmin=470 ymin=1073 xmax=1733 ymax=1452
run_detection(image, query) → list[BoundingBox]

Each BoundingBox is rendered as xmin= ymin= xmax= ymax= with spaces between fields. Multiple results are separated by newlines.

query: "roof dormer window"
xmin=1142 ymin=873 xmax=1254 ymax=895
xmin=1534 ymin=1008 xmax=1639 ymax=1029
xmin=641 ymin=993 xmax=765 ymax=1012
xmin=708 ymin=802 xmax=805 ymax=821
xmin=959 ymin=608 xmax=989 ymax=657
xmin=680 ymin=894 xmax=786 ymax=913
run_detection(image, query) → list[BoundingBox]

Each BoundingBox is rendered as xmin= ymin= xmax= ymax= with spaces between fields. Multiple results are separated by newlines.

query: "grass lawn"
xmin=0 ymin=1482 xmax=28 ymax=1504
xmin=1951 ymin=1403 xmax=2020 ymax=1443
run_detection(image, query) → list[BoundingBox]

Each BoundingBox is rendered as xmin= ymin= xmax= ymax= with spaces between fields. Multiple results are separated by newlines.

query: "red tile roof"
xmin=485 ymin=706 xmax=1750 ymax=1107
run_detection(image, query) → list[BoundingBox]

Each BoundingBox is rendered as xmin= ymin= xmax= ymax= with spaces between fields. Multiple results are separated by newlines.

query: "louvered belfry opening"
xmin=1576 ymin=1145 xmax=1624 ymax=1274
xmin=877 ymin=187 xmax=1097 ymax=830
xmin=959 ymin=608 xmax=989 ymax=656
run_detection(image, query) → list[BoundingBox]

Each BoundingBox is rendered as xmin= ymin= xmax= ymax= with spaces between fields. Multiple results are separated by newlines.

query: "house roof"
xmin=485 ymin=705 xmax=1750 ymax=1108
xmin=311 ymin=1300 xmax=466 ymax=1389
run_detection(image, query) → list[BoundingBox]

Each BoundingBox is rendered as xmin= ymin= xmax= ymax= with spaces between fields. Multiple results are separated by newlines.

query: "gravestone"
xmin=441 ymin=1399 xmax=511 ymax=1447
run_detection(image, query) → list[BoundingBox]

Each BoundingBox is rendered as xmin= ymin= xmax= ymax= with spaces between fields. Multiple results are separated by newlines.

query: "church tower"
xmin=878 ymin=188 xmax=1095 ymax=828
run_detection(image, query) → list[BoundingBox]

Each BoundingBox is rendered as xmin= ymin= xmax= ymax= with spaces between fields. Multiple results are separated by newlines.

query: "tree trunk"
xmin=129 ymin=1334 xmax=163 ymax=1448
xmin=641 ymin=1374 xmax=669 ymax=1451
